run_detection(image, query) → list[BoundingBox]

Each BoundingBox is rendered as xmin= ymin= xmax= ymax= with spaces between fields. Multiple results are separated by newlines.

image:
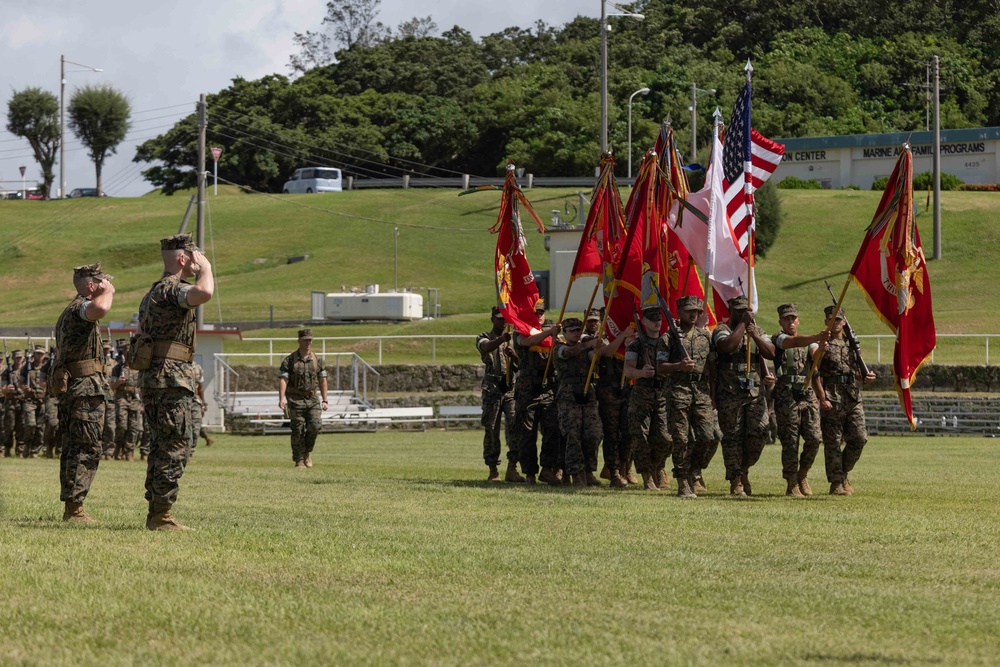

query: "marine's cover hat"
xmin=585 ymin=309 xmax=600 ymax=321
xmin=160 ymin=234 xmax=196 ymax=251
xmin=777 ymin=303 xmax=798 ymax=318
xmin=677 ymin=296 xmax=704 ymax=312
xmin=298 ymin=328 xmax=314 ymax=339
xmin=562 ymin=317 xmax=583 ymax=330
xmin=73 ymin=262 xmax=113 ymax=282
xmin=727 ymin=296 xmax=749 ymax=311
xmin=824 ymin=305 xmax=846 ymax=319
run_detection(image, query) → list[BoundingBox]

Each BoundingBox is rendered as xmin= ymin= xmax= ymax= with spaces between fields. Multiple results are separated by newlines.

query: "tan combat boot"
xmin=295 ymin=460 xmax=306 ymax=468
xmin=741 ymin=473 xmax=752 ymax=496
xmin=146 ymin=502 xmax=191 ymax=531
xmin=609 ymin=469 xmax=628 ymax=488
xmin=843 ymin=477 xmax=854 ymax=495
xmin=487 ymin=464 xmax=501 ymax=482
xmin=797 ymin=471 xmax=812 ymax=496
xmin=657 ymin=469 xmax=671 ymax=489
xmin=140 ymin=453 xmax=147 ymax=461
xmin=304 ymin=455 xmax=313 ymax=468
xmin=585 ymin=471 xmax=603 ymax=487
xmin=505 ymin=461 xmax=526 ymax=483
xmin=204 ymin=435 xmax=214 ymax=447
xmin=641 ymin=472 xmax=660 ymax=491
xmin=677 ymin=477 xmax=697 ymax=499
xmin=63 ymin=502 xmax=97 ymax=524
xmin=730 ymin=478 xmax=747 ymax=497
xmin=525 ymin=474 xmax=536 ymax=485
xmin=786 ymin=479 xmax=805 ymax=498
xmin=623 ymin=460 xmax=638 ymax=485
xmin=692 ymin=471 xmax=708 ymax=493
xmin=125 ymin=451 xmax=134 ymax=462
xmin=829 ymin=481 xmax=849 ymax=496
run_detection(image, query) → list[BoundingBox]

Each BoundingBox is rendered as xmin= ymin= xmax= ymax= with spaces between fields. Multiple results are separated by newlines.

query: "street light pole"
xmin=599 ymin=1 xmax=644 ymax=153
xmin=627 ymin=87 xmax=650 ymax=179
xmin=932 ymin=54 xmax=941 ymax=260
xmin=59 ymin=55 xmax=103 ymax=199
xmin=689 ymin=84 xmax=716 ymax=162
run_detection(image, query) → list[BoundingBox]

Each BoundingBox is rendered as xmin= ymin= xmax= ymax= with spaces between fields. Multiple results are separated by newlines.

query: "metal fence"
xmin=214 ymin=352 xmax=380 ymax=405
xmin=238 ymin=335 xmax=476 ymax=365
xmin=857 ymin=334 xmax=999 ymax=365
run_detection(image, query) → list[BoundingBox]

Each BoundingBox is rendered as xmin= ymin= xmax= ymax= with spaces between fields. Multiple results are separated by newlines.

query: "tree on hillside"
xmin=6 ymin=88 xmax=60 ymax=199
xmin=67 ymin=84 xmax=131 ymax=195
xmin=288 ymin=0 xmax=437 ymax=73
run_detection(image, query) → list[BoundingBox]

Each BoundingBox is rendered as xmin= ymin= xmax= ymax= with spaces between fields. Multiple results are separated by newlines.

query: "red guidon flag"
xmin=570 ymin=154 xmax=613 ymax=280
xmin=491 ymin=163 xmax=548 ymax=344
xmin=850 ymin=146 xmax=935 ymax=429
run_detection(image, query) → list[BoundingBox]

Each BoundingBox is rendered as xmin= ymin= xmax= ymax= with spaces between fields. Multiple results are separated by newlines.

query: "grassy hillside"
xmin=0 ymin=186 xmax=996 ymax=346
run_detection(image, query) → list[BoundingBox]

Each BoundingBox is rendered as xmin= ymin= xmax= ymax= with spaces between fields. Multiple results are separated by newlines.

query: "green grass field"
xmin=1 ymin=187 xmax=998 ymax=341
xmin=2 ymin=433 xmax=998 ymax=666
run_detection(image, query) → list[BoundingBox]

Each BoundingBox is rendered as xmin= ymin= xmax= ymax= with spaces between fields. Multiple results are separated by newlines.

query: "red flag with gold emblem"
xmin=491 ymin=163 xmax=549 ymax=344
xmin=850 ymin=146 xmax=935 ymax=429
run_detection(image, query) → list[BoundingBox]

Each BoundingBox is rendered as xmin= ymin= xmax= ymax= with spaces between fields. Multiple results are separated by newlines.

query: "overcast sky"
xmin=0 ymin=0 xmax=593 ymax=197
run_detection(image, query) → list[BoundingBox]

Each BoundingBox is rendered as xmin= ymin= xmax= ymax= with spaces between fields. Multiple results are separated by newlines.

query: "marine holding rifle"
xmin=53 ymin=263 xmax=115 ymax=522
xmin=624 ymin=306 xmax=672 ymax=491
xmin=136 ymin=234 xmax=214 ymax=531
xmin=476 ymin=306 xmax=522 ymax=483
xmin=812 ymin=305 xmax=876 ymax=496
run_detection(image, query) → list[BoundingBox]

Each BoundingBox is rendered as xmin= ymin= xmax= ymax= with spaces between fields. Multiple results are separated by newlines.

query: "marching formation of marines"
xmin=479 ymin=294 xmax=875 ymax=498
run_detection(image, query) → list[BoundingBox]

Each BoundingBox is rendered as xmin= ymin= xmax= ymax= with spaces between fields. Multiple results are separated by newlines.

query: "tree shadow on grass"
xmin=801 ymin=653 xmax=942 ymax=665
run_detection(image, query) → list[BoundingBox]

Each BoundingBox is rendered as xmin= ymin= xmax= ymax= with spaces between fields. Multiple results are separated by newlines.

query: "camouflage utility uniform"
xmin=100 ymin=349 xmax=116 ymax=459
xmin=771 ymin=333 xmax=822 ymax=484
xmin=626 ymin=334 xmax=671 ymax=477
xmin=477 ymin=329 xmax=517 ymax=470
xmin=818 ymin=338 xmax=867 ymax=485
xmin=111 ymin=359 xmax=143 ymax=460
xmin=597 ymin=352 xmax=631 ymax=478
xmin=554 ymin=336 xmax=601 ymax=479
xmin=712 ymin=324 xmax=771 ymax=485
xmin=279 ymin=349 xmax=327 ymax=465
xmin=43 ymin=393 xmax=60 ymax=458
xmin=666 ymin=326 xmax=715 ymax=487
xmin=21 ymin=359 xmax=47 ymax=457
xmin=2 ymin=360 xmax=26 ymax=456
xmin=55 ymin=295 xmax=111 ymax=504
xmin=138 ymin=272 xmax=199 ymax=507
xmin=513 ymin=337 xmax=559 ymax=477
xmin=187 ymin=363 xmax=206 ymax=461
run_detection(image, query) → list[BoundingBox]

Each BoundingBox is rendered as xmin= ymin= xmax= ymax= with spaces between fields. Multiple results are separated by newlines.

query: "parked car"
xmin=67 ymin=188 xmax=107 ymax=198
xmin=282 ymin=167 xmax=342 ymax=194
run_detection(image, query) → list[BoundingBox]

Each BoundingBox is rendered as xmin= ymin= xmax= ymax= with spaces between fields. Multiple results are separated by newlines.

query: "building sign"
xmin=860 ymin=142 xmax=986 ymax=159
xmin=784 ymin=150 xmax=829 ymax=162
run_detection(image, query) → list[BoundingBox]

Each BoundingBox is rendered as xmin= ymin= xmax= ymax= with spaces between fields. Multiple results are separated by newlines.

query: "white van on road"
xmin=282 ymin=167 xmax=343 ymax=193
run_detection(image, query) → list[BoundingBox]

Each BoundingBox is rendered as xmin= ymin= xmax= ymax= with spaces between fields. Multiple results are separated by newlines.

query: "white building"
xmin=773 ymin=126 xmax=1000 ymax=189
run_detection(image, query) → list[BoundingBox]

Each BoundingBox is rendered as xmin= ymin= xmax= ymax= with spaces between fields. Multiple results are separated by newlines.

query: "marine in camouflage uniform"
xmin=771 ymin=303 xmax=829 ymax=497
xmin=512 ymin=303 xmax=561 ymax=485
xmin=554 ymin=318 xmax=603 ymax=487
xmin=21 ymin=346 xmax=48 ymax=458
xmin=110 ymin=357 xmax=143 ymax=461
xmin=476 ymin=307 xmax=521 ymax=483
xmin=137 ymin=234 xmax=214 ymax=531
xmin=100 ymin=342 xmax=117 ymax=460
xmin=2 ymin=350 xmax=26 ymax=457
xmin=55 ymin=263 xmax=115 ymax=522
xmin=662 ymin=297 xmax=716 ymax=499
xmin=278 ymin=329 xmax=329 ymax=468
xmin=712 ymin=296 xmax=776 ymax=497
xmin=596 ymin=312 xmax=636 ymax=488
xmin=186 ymin=363 xmax=213 ymax=462
xmin=625 ymin=307 xmax=672 ymax=491
xmin=813 ymin=306 xmax=876 ymax=496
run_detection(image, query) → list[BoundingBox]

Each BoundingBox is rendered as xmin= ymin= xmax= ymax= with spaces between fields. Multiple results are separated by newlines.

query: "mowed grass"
xmin=2 ymin=433 xmax=999 ymax=666
xmin=1 ymin=186 xmax=999 ymax=339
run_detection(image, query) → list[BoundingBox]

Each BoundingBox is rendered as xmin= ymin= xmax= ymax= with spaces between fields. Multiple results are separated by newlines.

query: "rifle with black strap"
xmin=650 ymin=283 xmax=690 ymax=362
xmin=824 ymin=280 xmax=870 ymax=377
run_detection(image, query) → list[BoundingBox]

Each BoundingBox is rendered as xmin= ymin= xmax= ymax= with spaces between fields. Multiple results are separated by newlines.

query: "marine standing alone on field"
xmin=477 ymin=307 xmax=523 ymax=483
xmin=54 ymin=263 xmax=115 ymax=523
xmin=770 ymin=303 xmax=829 ymax=497
xmin=137 ymin=234 xmax=214 ymax=531
xmin=812 ymin=306 xmax=876 ymax=496
xmin=278 ymin=329 xmax=329 ymax=469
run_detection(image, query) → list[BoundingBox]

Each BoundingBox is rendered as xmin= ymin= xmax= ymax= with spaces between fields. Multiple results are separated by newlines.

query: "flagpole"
xmin=541 ymin=275 xmax=575 ymax=384
xmin=807 ymin=276 xmax=852 ymax=381
xmin=743 ymin=59 xmax=755 ymax=375
xmin=585 ymin=281 xmax=601 ymax=313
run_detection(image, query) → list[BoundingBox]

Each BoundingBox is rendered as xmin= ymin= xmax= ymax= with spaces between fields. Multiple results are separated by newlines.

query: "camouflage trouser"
xmin=821 ymin=398 xmax=868 ymax=483
xmin=481 ymin=387 xmax=516 ymax=467
xmin=102 ymin=399 xmax=116 ymax=457
xmin=44 ymin=396 xmax=60 ymax=456
xmin=187 ymin=401 xmax=203 ymax=463
xmin=775 ymin=390 xmax=822 ymax=480
xmin=140 ymin=418 xmax=151 ymax=456
xmin=557 ymin=392 xmax=601 ymax=476
xmin=288 ymin=395 xmax=322 ymax=463
xmin=598 ymin=385 xmax=630 ymax=473
xmin=666 ymin=383 xmax=715 ymax=481
xmin=58 ymin=395 xmax=106 ymax=504
xmin=4 ymin=399 xmax=24 ymax=455
xmin=115 ymin=397 xmax=143 ymax=458
xmin=143 ymin=387 xmax=195 ymax=505
xmin=21 ymin=398 xmax=45 ymax=457
xmin=628 ymin=385 xmax=671 ymax=475
xmin=513 ymin=381 xmax=559 ymax=476
xmin=717 ymin=390 xmax=771 ymax=481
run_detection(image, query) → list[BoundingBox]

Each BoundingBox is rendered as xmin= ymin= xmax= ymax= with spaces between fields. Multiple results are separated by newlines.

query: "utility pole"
xmin=196 ymin=93 xmax=207 ymax=327
xmin=932 ymin=55 xmax=941 ymax=260
xmin=394 ymin=227 xmax=399 ymax=291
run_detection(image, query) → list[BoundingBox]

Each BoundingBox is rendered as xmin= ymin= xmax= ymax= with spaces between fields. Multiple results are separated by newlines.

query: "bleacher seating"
xmin=864 ymin=395 xmax=1000 ymax=436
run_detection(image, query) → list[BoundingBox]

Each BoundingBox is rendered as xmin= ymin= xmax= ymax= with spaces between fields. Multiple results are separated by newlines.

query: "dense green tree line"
xmin=135 ymin=0 xmax=1000 ymax=193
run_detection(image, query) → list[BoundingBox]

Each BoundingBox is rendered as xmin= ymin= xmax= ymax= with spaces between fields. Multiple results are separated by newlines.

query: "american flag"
xmin=722 ymin=81 xmax=785 ymax=258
